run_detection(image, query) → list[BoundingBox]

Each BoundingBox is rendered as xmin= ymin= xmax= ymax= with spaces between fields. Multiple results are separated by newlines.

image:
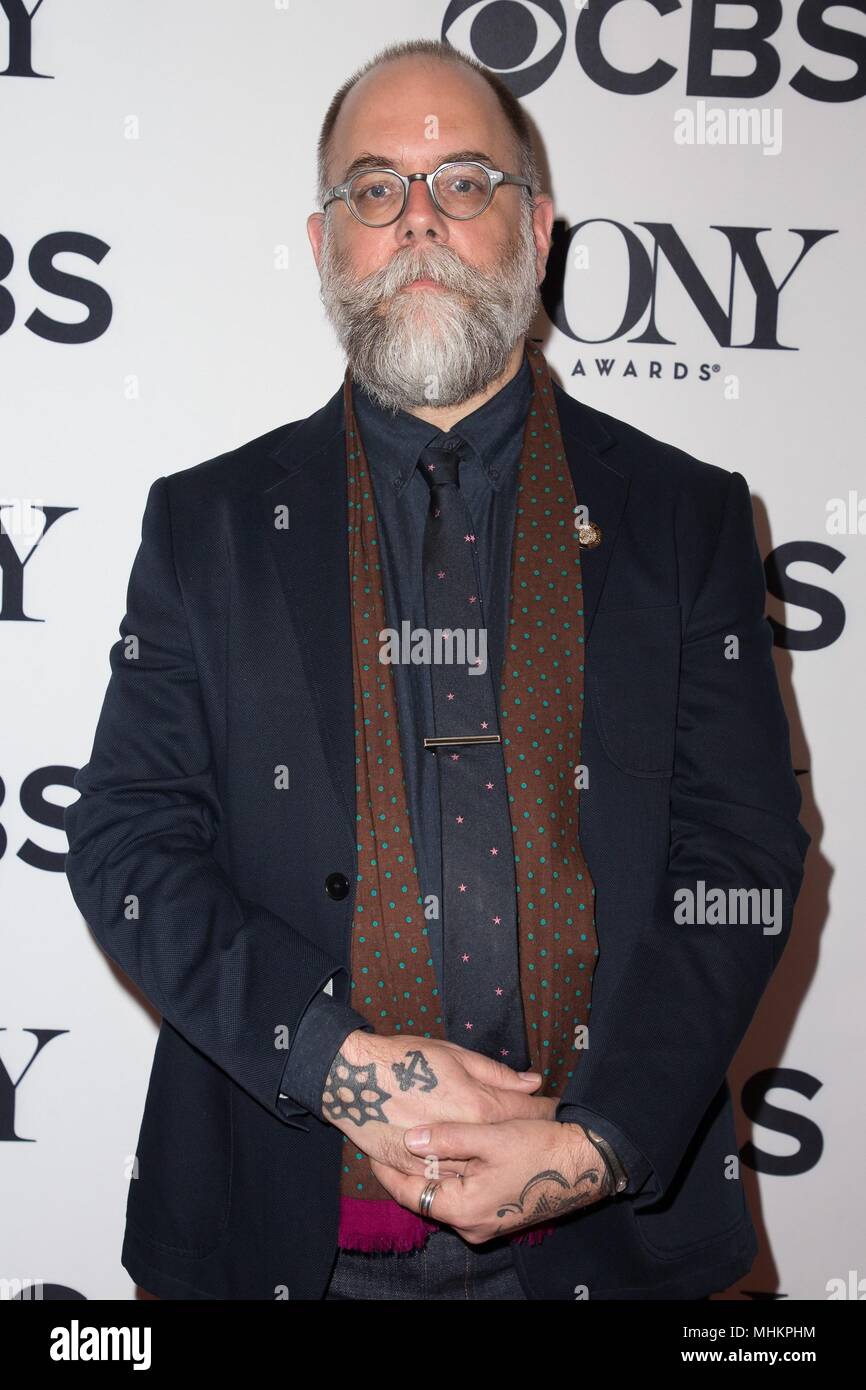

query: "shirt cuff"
xmin=278 ymin=986 xmax=374 ymax=1118
xmin=555 ymin=1101 xmax=658 ymax=1197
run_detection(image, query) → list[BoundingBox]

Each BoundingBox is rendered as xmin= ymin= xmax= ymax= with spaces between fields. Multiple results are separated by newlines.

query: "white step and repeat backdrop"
xmin=2 ymin=1 xmax=864 ymax=1300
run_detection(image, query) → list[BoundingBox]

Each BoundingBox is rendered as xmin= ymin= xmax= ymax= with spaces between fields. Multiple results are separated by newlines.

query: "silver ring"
xmin=418 ymin=1180 xmax=440 ymax=1218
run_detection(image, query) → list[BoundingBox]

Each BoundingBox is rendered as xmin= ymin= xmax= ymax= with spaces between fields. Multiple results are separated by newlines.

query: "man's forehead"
xmin=329 ymin=61 xmax=514 ymax=175
xmin=338 ymin=144 xmax=500 ymax=182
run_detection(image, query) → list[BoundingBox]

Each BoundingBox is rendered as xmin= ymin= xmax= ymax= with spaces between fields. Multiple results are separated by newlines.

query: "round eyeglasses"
xmin=322 ymin=161 xmax=532 ymax=228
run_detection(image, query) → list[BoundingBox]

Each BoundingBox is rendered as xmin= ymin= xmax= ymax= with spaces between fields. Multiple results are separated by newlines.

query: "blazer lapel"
xmin=553 ymin=383 xmax=629 ymax=644
xmin=262 ymin=384 xmax=356 ymax=834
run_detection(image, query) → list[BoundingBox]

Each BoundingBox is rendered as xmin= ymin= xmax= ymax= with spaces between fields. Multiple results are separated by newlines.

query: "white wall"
xmin=2 ymin=0 xmax=863 ymax=1299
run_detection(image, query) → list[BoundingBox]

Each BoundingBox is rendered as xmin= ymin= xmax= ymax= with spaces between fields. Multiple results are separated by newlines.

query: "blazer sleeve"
xmin=556 ymin=468 xmax=811 ymax=1198
xmin=63 ymin=475 xmax=357 ymax=1131
xmin=278 ymin=989 xmax=374 ymax=1116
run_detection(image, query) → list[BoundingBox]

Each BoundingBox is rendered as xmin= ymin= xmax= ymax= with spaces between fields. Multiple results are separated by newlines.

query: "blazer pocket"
xmin=587 ymin=605 xmax=681 ymax=777
xmin=630 ymin=1091 xmax=750 ymax=1257
xmin=125 ymin=1020 xmax=233 ymax=1258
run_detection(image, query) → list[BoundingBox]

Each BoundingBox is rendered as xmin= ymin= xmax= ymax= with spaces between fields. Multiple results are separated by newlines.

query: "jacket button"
xmin=324 ymin=872 xmax=350 ymax=901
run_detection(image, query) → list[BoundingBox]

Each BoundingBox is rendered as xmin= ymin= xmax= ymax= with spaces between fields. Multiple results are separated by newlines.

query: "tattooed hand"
xmin=369 ymin=1118 xmax=611 ymax=1242
xmin=320 ymin=1031 xmax=559 ymax=1177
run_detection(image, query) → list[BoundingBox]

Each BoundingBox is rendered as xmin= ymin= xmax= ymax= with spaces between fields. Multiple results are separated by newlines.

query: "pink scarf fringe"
xmin=338 ymin=1196 xmax=556 ymax=1253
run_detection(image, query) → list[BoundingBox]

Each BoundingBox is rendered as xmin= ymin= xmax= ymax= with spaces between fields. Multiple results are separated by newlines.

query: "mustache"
xmin=326 ymin=242 xmax=495 ymax=310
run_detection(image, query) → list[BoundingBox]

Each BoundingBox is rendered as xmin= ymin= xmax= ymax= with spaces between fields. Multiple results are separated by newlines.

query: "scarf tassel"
xmin=338 ymin=1196 xmax=556 ymax=1253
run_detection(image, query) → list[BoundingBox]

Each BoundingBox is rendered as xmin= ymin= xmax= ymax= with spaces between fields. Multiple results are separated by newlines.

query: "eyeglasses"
xmin=322 ymin=160 xmax=532 ymax=227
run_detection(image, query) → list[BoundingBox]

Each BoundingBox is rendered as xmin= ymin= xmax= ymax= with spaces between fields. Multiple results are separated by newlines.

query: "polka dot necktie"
xmin=418 ymin=436 xmax=531 ymax=1069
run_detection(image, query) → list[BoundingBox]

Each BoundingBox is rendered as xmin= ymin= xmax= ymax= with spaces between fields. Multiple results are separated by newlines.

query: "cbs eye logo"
xmin=443 ymin=0 xmax=866 ymax=104
xmin=442 ymin=0 xmax=567 ymax=96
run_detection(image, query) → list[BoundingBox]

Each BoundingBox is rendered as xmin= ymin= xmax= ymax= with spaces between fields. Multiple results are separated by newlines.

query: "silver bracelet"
xmin=583 ymin=1126 xmax=629 ymax=1195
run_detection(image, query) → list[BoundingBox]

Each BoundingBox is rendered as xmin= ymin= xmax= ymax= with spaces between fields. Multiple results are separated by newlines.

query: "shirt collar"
xmin=351 ymin=345 xmax=533 ymax=497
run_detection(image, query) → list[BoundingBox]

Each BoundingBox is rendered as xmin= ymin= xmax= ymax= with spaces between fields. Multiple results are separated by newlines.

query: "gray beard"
xmin=317 ymin=212 xmax=540 ymax=414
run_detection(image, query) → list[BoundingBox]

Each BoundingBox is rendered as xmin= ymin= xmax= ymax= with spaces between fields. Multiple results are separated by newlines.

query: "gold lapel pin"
xmin=576 ymin=521 xmax=603 ymax=549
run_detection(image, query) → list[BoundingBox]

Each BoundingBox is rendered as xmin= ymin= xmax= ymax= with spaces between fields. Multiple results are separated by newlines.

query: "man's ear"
xmin=307 ymin=211 xmax=325 ymax=270
xmin=531 ymin=193 xmax=555 ymax=286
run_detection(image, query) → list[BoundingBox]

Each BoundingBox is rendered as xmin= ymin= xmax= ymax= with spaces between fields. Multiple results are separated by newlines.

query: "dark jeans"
xmin=324 ymin=1227 xmax=528 ymax=1300
xmin=324 ymin=1229 xmax=717 ymax=1301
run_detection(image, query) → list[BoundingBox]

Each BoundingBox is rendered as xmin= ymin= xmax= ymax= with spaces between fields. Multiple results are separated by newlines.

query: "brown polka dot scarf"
xmin=338 ymin=337 xmax=597 ymax=1251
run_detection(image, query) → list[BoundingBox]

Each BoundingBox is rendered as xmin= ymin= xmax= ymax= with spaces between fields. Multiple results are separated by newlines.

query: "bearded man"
xmin=64 ymin=38 xmax=809 ymax=1301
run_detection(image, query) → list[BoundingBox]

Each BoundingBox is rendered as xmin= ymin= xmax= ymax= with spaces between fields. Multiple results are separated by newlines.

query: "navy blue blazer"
xmin=64 ymin=374 xmax=810 ymax=1300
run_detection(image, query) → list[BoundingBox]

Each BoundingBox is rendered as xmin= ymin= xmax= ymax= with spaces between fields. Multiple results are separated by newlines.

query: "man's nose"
xmin=395 ymin=177 xmax=450 ymax=240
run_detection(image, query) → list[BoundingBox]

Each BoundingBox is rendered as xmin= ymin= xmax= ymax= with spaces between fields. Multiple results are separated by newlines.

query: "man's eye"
xmin=353 ymin=178 xmax=398 ymax=203
xmin=447 ymin=176 xmax=483 ymax=195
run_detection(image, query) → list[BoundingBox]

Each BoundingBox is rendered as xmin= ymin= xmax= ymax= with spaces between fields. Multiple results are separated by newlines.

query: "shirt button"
xmin=324 ymin=872 xmax=350 ymax=901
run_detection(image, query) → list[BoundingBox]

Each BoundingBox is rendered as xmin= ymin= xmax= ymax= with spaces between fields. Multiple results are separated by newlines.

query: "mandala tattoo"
xmin=321 ymin=1050 xmax=391 ymax=1126
xmin=392 ymin=1049 xmax=438 ymax=1092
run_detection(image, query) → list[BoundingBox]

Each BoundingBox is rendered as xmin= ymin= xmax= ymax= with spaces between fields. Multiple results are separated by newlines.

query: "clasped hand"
xmin=321 ymin=1031 xmax=610 ymax=1242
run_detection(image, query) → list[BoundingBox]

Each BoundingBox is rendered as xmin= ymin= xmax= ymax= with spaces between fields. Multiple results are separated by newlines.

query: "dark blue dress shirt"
xmin=278 ymin=352 xmax=655 ymax=1198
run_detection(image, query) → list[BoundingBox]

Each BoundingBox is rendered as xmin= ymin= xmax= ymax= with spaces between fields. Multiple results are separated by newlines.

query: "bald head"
xmin=327 ymin=57 xmax=519 ymax=202
xmin=316 ymin=41 xmax=539 ymax=206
